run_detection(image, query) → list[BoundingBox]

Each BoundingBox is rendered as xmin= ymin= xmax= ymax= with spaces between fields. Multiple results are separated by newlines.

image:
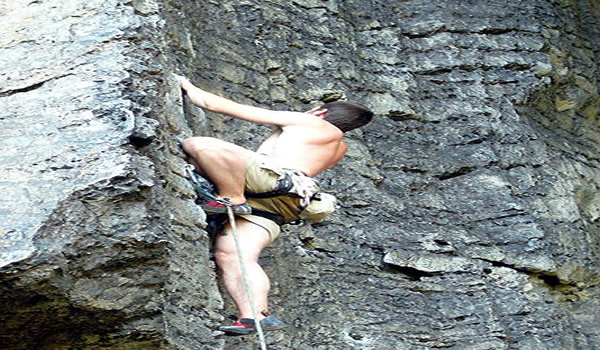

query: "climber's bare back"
xmin=256 ymin=124 xmax=347 ymax=177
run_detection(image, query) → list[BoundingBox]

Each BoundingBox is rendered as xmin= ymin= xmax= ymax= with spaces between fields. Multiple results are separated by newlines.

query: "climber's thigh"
xmin=183 ymin=137 xmax=256 ymax=161
xmin=216 ymin=218 xmax=271 ymax=263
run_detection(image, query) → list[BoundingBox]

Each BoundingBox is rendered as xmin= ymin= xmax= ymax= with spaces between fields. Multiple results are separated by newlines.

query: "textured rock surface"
xmin=1 ymin=0 xmax=599 ymax=349
xmin=0 ymin=1 xmax=221 ymax=349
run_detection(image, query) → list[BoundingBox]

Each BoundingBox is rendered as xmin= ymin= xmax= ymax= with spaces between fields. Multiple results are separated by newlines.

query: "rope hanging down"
xmin=226 ymin=206 xmax=268 ymax=350
xmin=185 ymin=164 xmax=268 ymax=349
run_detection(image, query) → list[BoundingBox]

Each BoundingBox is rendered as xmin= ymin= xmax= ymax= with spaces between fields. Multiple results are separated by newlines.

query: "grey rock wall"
xmin=1 ymin=0 xmax=599 ymax=349
xmin=1 ymin=1 xmax=221 ymax=349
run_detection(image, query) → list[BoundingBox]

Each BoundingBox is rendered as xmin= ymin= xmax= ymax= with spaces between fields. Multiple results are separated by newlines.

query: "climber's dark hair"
xmin=320 ymin=101 xmax=374 ymax=132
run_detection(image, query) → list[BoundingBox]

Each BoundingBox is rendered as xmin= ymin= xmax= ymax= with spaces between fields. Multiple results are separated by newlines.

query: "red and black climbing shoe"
xmin=219 ymin=318 xmax=255 ymax=335
xmin=219 ymin=315 xmax=287 ymax=336
xmin=199 ymin=200 xmax=252 ymax=215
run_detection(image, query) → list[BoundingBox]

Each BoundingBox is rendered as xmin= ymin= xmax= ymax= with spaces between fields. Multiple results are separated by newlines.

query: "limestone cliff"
xmin=1 ymin=0 xmax=599 ymax=349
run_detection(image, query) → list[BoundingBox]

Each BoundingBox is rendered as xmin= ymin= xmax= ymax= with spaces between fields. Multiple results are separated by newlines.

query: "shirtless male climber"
xmin=177 ymin=75 xmax=373 ymax=335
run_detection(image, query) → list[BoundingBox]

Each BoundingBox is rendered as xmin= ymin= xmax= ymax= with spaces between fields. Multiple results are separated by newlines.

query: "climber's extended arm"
xmin=177 ymin=75 xmax=317 ymax=127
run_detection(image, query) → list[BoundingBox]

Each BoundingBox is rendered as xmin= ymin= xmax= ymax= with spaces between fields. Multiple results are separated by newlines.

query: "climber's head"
xmin=306 ymin=101 xmax=373 ymax=132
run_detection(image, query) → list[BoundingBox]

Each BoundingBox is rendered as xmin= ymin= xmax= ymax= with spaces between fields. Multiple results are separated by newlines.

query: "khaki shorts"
xmin=237 ymin=214 xmax=281 ymax=243
xmin=235 ymin=154 xmax=313 ymax=243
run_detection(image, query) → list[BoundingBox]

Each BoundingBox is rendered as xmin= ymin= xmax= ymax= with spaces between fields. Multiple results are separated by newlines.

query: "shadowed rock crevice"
xmin=0 ymin=80 xmax=49 ymax=97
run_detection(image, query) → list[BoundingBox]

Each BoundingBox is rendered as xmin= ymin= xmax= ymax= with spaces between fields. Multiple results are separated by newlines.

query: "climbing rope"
xmin=185 ymin=164 xmax=268 ymax=349
xmin=226 ymin=206 xmax=268 ymax=350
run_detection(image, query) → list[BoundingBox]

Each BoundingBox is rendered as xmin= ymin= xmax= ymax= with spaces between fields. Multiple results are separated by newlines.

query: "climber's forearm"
xmin=177 ymin=75 xmax=308 ymax=126
xmin=184 ymin=85 xmax=266 ymax=122
xmin=178 ymin=75 xmax=242 ymax=114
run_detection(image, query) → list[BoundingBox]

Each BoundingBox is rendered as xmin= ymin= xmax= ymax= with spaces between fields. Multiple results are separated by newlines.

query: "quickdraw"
xmin=184 ymin=164 xmax=233 ymax=206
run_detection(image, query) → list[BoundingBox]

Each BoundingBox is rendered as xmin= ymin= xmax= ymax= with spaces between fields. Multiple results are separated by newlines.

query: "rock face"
xmin=1 ymin=0 xmax=599 ymax=349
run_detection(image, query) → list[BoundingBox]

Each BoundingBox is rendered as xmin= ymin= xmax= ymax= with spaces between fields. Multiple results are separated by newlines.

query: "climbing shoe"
xmin=260 ymin=315 xmax=287 ymax=331
xmin=219 ymin=318 xmax=255 ymax=335
xmin=219 ymin=316 xmax=287 ymax=336
xmin=199 ymin=200 xmax=252 ymax=215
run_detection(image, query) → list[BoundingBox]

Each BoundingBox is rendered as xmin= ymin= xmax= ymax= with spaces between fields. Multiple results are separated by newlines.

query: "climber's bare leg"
xmin=214 ymin=218 xmax=271 ymax=319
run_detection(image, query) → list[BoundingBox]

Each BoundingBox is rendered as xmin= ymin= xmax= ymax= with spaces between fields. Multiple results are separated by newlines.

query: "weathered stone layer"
xmin=1 ymin=0 xmax=598 ymax=349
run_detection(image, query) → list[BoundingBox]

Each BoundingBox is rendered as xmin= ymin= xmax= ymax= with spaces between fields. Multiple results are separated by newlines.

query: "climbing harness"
xmin=245 ymin=169 xmax=320 ymax=208
xmin=244 ymin=172 xmax=294 ymax=199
